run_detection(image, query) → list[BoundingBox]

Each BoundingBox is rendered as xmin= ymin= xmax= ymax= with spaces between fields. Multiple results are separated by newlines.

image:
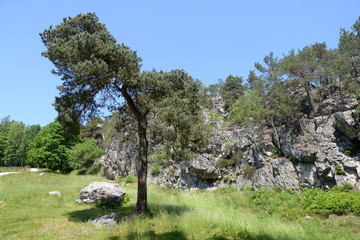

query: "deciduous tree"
xmin=4 ymin=121 xmax=25 ymax=166
xmin=27 ymin=120 xmax=70 ymax=172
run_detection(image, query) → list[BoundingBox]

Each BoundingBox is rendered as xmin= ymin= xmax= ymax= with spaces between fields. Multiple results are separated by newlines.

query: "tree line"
xmin=202 ymin=17 xmax=360 ymax=128
xmin=0 ymin=116 xmax=104 ymax=174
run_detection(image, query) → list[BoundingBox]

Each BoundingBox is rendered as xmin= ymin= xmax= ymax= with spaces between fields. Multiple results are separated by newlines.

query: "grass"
xmin=0 ymin=170 xmax=360 ymax=239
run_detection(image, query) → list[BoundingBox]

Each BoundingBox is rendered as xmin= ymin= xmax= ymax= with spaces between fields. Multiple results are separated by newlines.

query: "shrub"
xmin=248 ymin=187 xmax=301 ymax=217
xmin=216 ymin=158 xmax=235 ymax=168
xmin=270 ymin=148 xmax=279 ymax=158
xmin=232 ymin=150 xmax=244 ymax=163
xmin=150 ymin=163 xmax=161 ymax=175
xmin=243 ymin=166 xmax=256 ymax=179
xmin=344 ymin=150 xmax=352 ymax=156
xmin=301 ymin=188 xmax=360 ymax=216
xmin=148 ymin=147 xmax=171 ymax=166
xmin=332 ymin=183 xmax=353 ymax=192
xmin=67 ymin=139 xmax=104 ymax=171
xmin=117 ymin=174 xmax=137 ymax=184
xmin=334 ymin=165 xmax=346 ymax=175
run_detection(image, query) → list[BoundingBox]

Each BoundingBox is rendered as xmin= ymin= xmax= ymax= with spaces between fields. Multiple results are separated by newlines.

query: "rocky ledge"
xmin=103 ymin=97 xmax=360 ymax=191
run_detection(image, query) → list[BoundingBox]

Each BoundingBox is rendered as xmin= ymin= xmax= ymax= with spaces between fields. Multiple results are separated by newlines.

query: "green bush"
xmin=301 ymin=188 xmax=360 ymax=216
xmin=344 ymin=150 xmax=352 ymax=156
xmin=216 ymin=158 xmax=235 ymax=168
xmin=332 ymin=183 xmax=353 ymax=192
xmin=232 ymin=150 xmax=244 ymax=163
xmin=243 ymin=166 xmax=256 ymax=179
xmin=248 ymin=187 xmax=301 ymax=217
xmin=117 ymin=174 xmax=137 ymax=184
xmin=334 ymin=165 xmax=346 ymax=175
xmin=67 ymin=139 xmax=104 ymax=171
xmin=150 ymin=163 xmax=161 ymax=175
xmin=148 ymin=147 xmax=171 ymax=167
xmin=270 ymin=148 xmax=279 ymax=158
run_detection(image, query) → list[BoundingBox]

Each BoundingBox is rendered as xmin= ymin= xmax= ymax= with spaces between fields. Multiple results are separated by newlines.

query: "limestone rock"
xmin=92 ymin=213 xmax=119 ymax=228
xmin=76 ymin=182 xmax=126 ymax=204
xmin=102 ymin=95 xmax=360 ymax=191
xmin=189 ymin=154 xmax=220 ymax=180
xmin=210 ymin=95 xmax=225 ymax=115
xmin=49 ymin=191 xmax=61 ymax=196
xmin=102 ymin=139 xmax=138 ymax=180
xmin=333 ymin=110 xmax=359 ymax=140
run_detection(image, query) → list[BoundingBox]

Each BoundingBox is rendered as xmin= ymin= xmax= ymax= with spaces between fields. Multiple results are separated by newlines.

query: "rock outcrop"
xmin=102 ymin=139 xmax=138 ymax=180
xmin=76 ymin=182 xmax=126 ymax=204
xmin=103 ymin=96 xmax=360 ymax=191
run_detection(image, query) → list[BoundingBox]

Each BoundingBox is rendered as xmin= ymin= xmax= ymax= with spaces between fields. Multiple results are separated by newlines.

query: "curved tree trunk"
xmin=136 ymin=118 xmax=148 ymax=214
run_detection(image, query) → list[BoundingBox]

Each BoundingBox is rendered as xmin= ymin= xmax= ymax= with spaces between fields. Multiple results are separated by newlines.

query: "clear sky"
xmin=1 ymin=0 xmax=360 ymax=126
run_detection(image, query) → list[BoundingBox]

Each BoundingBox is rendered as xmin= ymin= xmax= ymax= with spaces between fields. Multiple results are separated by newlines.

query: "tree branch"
xmin=112 ymin=82 xmax=143 ymax=120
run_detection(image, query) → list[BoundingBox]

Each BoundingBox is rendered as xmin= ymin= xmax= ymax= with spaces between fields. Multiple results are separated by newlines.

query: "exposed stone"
xmin=49 ymin=191 xmax=61 ymax=196
xmin=103 ymin=96 xmax=360 ymax=191
xmin=317 ymin=98 xmax=357 ymax=115
xmin=76 ymin=182 xmax=126 ymax=204
xmin=333 ymin=110 xmax=359 ymax=140
xmin=102 ymin=139 xmax=138 ymax=180
xmin=315 ymin=162 xmax=331 ymax=178
xmin=343 ymin=161 xmax=358 ymax=170
xmin=210 ymin=95 xmax=225 ymax=115
xmin=189 ymin=154 xmax=220 ymax=180
xmin=92 ymin=213 xmax=119 ymax=228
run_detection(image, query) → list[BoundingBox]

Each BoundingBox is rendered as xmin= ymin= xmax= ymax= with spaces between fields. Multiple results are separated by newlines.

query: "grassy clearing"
xmin=0 ymin=172 xmax=360 ymax=239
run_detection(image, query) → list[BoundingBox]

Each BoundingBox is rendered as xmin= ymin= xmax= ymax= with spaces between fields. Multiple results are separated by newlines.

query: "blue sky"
xmin=1 ymin=0 xmax=360 ymax=126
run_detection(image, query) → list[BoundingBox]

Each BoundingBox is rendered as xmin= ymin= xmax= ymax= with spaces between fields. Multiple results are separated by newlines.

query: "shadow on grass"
xmin=67 ymin=203 xmax=190 ymax=223
xmin=207 ymin=231 xmax=298 ymax=240
xmin=67 ymin=204 xmax=136 ymax=223
xmin=113 ymin=230 xmax=294 ymax=240
xmin=124 ymin=230 xmax=186 ymax=240
xmin=148 ymin=203 xmax=190 ymax=216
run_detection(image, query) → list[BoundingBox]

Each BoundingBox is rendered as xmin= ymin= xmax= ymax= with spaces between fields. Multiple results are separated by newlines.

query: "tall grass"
xmin=0 ymin=172 xmax=360 ymax=239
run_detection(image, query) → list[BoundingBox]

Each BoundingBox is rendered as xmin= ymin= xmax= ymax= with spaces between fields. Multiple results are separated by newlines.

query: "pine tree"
xmin=40 ymin=13 xmax=203 ymax=214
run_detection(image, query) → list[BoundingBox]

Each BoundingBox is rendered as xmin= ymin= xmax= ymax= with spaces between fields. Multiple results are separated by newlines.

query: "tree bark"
xmin=117 ymin=85 xmax=149 ymax=214
xmin=136 ymin=118 xmax=148 ymax=214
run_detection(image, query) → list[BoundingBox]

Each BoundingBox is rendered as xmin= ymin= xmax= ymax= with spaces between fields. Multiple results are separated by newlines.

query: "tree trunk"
xmin=136 ymin=118 xmax=148 ymax=214
xmin=270 ymin=116 xmax=282 ymax=155
xmin=304 ymin=80 xmax=315 ymax=118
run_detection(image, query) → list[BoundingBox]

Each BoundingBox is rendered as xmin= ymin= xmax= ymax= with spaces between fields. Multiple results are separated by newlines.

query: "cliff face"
xmin=103 ymin=96 xmax=360 ymax=190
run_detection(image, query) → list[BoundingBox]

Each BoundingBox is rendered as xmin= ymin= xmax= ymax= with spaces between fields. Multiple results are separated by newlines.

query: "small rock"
xmin=92 ymin=213 xmax=119 ymax=228
xmin=49 ymin=191 xmax=61 ymax=196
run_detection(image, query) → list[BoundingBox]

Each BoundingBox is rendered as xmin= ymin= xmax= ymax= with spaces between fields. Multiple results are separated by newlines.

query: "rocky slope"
xmin=102 ymin=96 xmax=360 ymax=190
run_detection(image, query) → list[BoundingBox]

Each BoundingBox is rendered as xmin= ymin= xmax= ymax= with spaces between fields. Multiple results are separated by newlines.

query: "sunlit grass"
xmin=0 ymin=172 xmax=360 ymax=239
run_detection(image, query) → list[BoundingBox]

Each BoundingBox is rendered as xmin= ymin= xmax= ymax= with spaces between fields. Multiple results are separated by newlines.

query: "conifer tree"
xmin=40 ymin=13 xmax=203 ymax=214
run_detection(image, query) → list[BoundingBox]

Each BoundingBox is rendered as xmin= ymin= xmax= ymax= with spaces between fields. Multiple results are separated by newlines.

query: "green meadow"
xmin=1 ymin=170 xmax=360 ymax=240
